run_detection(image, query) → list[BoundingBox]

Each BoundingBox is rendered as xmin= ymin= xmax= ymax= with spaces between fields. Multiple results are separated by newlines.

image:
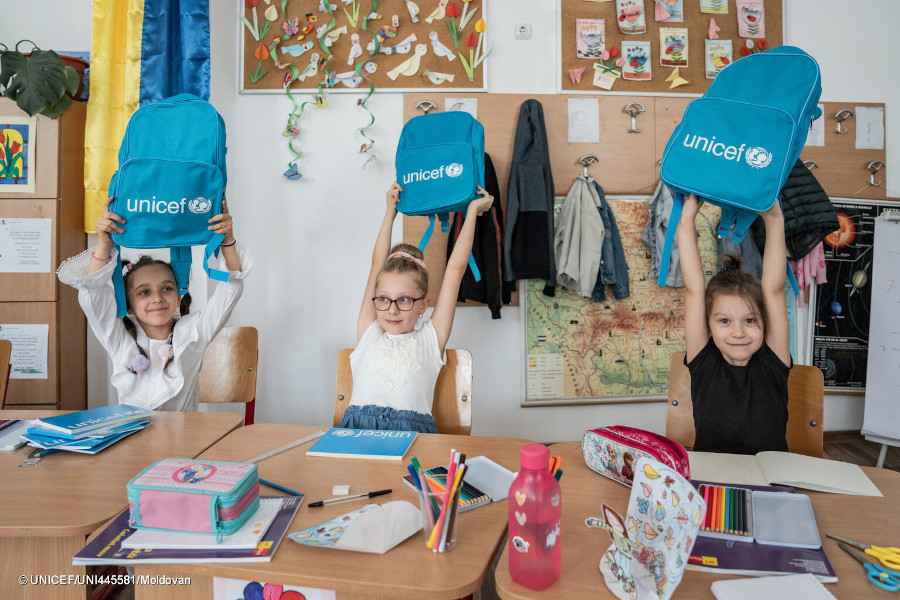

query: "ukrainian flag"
xmin=84 ymin=0 xmax=210 ymax=233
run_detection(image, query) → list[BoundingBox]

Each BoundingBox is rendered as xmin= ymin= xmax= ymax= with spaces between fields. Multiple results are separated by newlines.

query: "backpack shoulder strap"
xmin=417 ymin=214 xmax=482 ymax=283
xmin=656 ymin=191 xmax=684 ymax=287
xmin=112 ymin=246 xmax=128 ymax=318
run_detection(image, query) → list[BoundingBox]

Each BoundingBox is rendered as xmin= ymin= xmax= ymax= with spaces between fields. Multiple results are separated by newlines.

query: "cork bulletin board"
xmin=559 ymin=0 xmax=783 ymax=95
xmin=239 ymin=0 xmax=488 ymax=93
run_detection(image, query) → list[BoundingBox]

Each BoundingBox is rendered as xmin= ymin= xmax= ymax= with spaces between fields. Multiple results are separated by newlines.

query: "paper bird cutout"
xmin=424 ymin=0 xmax=447 ymax=24
xmin=281 ymin=41 xmax=314 ymax=57
xmin=380 ymin=33 xmax=417 ymax=55
xmin=423 ymin=69 xmax=454 ymax=84
xmin=387 ymin=44 xmax=427 ymax=80
xmin=401 ymin=0 xmax=419 ymax=23
xmin=666 ymin=68 xmax=689 ymax=89
xmin=319 ymin=0 xmax=336 ymax=12
xmin=297 ymin=53 xmax=320 ymax=82
xmin=429 ymin=31 xmax=456 ymax=61
xmin=569 ymin=67 xmax=585 ymax=85
xmin=708 ymin=18 xmax=720 ymax=40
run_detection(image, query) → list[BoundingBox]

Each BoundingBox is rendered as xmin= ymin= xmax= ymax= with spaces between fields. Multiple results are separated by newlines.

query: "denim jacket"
xmin=591 ymin=181 xmax=630 ymax=301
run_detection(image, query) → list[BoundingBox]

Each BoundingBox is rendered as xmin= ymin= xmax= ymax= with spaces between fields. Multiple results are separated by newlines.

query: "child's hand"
xmin=208 ymin=200 xmax=235 ymax=244
xmin=759 ymin=201 xmax=784 ymax=223
xmin=386 ymin=182 xmax=402 ymax=215
xmin=467 ymin=187 xmax=494 ymax=217
xmin=681 ymin=193 xmax=703 ymax=221
xmin=96 ymin=197 xmax=125 ymax=247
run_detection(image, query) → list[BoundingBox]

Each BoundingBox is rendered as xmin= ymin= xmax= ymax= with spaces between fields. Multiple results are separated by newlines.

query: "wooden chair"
xmin=199 ymin=327 xmax=258 ymax=425
xmin=0 ymin=339 xmax=11 ymax=410
xmin=334 ymin=348 xmax=473 ymax=435
xmin=666 ymin=352 xmax=824 ymax=457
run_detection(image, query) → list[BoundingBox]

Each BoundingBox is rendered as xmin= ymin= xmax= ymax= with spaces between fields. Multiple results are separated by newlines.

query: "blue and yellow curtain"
xmin=84 ymin=0 xmax=210 ymax=232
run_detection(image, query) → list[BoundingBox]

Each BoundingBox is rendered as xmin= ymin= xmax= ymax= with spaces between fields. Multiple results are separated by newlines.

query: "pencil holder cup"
xmin=419 ymin=488 xmax=459 ymax=552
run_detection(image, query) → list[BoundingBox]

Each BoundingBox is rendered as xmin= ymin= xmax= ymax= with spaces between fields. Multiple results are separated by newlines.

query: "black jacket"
xmin=446 ymin=154 xmax=514 ymax=318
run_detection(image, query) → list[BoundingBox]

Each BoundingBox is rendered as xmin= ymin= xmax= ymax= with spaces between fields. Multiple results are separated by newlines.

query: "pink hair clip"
xmin=122 ymin=261 xmax=135 ymax=274
xmin=387 ymin=251 xmax=426 ymax=270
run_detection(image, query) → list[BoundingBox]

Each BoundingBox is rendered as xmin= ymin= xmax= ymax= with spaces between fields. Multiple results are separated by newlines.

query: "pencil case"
xmin=126 ymin=458 xmax=259 ymax=540
xmin=582 ymin=426 xmax=690 ymax=487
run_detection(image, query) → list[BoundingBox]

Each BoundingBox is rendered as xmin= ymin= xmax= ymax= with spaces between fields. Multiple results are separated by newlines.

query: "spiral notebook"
xmin=402 ymin=455 xmax=516 ymax=512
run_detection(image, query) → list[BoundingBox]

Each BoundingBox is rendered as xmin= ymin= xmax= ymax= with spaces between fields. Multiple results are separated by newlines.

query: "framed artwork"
xmin=0 ymin=115 xmax=37 ymax=194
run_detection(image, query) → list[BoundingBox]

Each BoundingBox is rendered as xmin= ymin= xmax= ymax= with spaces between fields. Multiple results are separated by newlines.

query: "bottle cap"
xmin=520 ymin=443 xmax=550 ymax=470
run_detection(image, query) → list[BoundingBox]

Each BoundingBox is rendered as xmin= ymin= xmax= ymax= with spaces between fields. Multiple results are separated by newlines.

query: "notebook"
xmin=402 ymin=455 xmax=516 ymax=512
xmin=306 ymin=428 xmax=417 ymax=460
xmin=711 ymin=573 xmax=837 ymax=600
xmin=0 ymin=419 xmax=28 ymax=451
xmin=33 ymin=404 xmax=154 ymax=438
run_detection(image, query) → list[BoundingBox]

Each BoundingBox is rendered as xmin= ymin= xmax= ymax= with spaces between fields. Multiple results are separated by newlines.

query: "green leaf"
xmin=0 ymin=49 xmax=75 ymax=118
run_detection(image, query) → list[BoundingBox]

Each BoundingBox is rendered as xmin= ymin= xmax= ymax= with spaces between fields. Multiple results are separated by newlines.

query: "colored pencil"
xmin=718 ymin=486 xmax=726 ymax=533
xmin=736 ymin=488 xmax=744 ymax=535
xmin=728 ymin=487 xmax=735 ymax=534
xmin=429 ymin=449 xmax=459 ymax=550
xmin=702 ymin=485 xmax=711 ymax=529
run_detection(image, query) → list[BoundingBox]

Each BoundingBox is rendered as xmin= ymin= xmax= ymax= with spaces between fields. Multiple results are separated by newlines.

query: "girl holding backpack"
xmin=338 ymin=182 xmax=493 ymax=433
xmin=57 ymin=199 xmax=251 ymax=411
xmin=677 ymin=194 xmax=792 ymax=454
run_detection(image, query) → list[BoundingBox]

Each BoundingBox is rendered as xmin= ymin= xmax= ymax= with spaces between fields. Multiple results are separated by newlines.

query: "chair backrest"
xmin=0 ymin=339 xmax=11 ymax=409
xmin=199 ymin=326 xmax=258 ymax=408
xmin=665 ymin=352 xmax=824 ymax=457
xmin=334 ymin=348 xmax=473 ymax=435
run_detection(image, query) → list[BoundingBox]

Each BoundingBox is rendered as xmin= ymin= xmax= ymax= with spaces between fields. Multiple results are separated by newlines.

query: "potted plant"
xmin=0 ymin=40 xmax=84 ymax=119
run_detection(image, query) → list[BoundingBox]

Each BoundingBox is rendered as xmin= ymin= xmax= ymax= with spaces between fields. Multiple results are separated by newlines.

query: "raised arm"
xmin=431 ymin=187 xmax=494 ymax=352
xmin=208 ymin=200 xmax=241 ymax=272
xmin=759 ymin=202 xmax=791 ymax=366
xmin=676 ymin=194 xmax=708 ymax=362
xmin=357 ymin=182 xmax=401 ymax=341
xmin=88 ymin=197 xmax=125 ymax=275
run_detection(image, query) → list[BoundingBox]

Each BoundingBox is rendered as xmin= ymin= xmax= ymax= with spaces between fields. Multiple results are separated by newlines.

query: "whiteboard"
xmin=862 ymin=215 xmax=900 ymax=443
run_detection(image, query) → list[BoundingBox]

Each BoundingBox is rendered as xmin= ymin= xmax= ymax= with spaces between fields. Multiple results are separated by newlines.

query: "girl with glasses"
xmin=338 ymin=182 xmax=493 ymax=433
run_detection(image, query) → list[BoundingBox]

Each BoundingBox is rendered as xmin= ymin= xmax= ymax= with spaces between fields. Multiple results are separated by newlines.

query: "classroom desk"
xmin=0 ymin=410 xmax=243 ymax=600
xmin=495 ymin=442 xmax=900 ymax=599
xmin=134 ymin=424 xmax=529 ymax=600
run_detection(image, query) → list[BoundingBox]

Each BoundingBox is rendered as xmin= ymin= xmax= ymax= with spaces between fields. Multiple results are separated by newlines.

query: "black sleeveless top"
xmin=686 ymin=339 xmax=791 ymax=455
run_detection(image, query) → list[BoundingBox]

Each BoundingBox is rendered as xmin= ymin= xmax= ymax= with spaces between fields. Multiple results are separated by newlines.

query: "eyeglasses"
xmin=372 ymin=295 xmax=424 ymax=311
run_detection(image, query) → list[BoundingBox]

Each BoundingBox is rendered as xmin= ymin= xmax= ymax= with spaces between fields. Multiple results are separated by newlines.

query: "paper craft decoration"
xmin=569 ymin=67 xmax=585 ymax=85
xmin=665 ymin=68 xmax=689 ymax=89
xmin=0 ymin=117 xmax=37 ymax=194
xmin=577 ymin=19 xmax=606 ymax=59
xmin=424 ymin=69 xmax=455 ymax=84
xmin=616 ymin=0 xmax=647 ymax=34
xmin=623 ymin=43 xmax=652 ymax=81
xmin=289 ymin=502 xmax=423 ymax=554
xmin=660 ymin=28 xmax=688 ymax=67
xmin=587 ymin=457 xmax=706 ymax=600
xmin=708 ymin=18 xmax=721 ymax=39
xmin=424 ymin=0 xmax=448 ymax=24
xmin=592 ymin=48 xmax=624 ymax=90
xmin=705 ymin=40 xmax=732 ymax=79
xmin=387 ymin=44 xmax=428 ymax=80
xmin=737 ymin=1 xmax=765 ymax=38
xmin=700 ymin=0 xmax=728 ymax=13
xmin=654 ymin=0 xmax=683 ymax=23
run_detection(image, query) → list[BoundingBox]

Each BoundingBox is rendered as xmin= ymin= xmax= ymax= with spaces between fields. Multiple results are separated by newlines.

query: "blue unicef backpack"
xmin=657 ymin=46 xmax=822 ymax=288
xmin=108 ymin=94 xmax=229 ymax=317
xmin=395 ymin=111 xmax=485 ymax=280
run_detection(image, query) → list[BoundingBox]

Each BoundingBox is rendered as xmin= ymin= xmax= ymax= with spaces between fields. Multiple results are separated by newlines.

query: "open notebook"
xmin=688 ymin=451 xmax=882 ymax=496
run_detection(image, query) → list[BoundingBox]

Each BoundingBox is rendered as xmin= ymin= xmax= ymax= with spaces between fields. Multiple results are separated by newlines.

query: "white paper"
xmin=568 ymin=98 xmax=600 ymax=143
xmin=444 ymin=97 xmax=478 ymax=118
xmin=0 ymin=218 xmax=52 ymax=273
xmin=855 ymin=106 xmax=885 ymax=150
xmin=336 ymin=501 xmax=423 ymax=553
xmin=804 ymin=104 xmax=825 ymax=147
xmin=0 ymin=323 xmax=49 ymax=379
xmin=527 ymin=353 xmax=565 ymax=399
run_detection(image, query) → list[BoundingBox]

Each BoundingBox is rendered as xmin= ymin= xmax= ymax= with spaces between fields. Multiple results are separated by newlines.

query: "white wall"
xmin=4 ymin=0 xmax=897 ymax=441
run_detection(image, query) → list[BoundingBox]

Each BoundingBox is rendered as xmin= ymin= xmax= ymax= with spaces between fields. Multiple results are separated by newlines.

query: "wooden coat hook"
xmin=834 ymin=109 xmax=854 ymax=134
xmin=624 ymin=102 xmax=645 ymax=133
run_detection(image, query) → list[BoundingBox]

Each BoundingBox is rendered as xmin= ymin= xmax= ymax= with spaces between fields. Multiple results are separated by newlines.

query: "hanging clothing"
xmin=751 ymin=159 xmax=840 ymax=260
xmin=446 ymin=154 xmax=514 ymax=319
xmin=789 ymin=242 xmax=827 ymax=308
xmin=642 ymin=181 xmax=684 ymax=287
xmin=504 ymin=99 xmax=556 ymax=296
xmin=591 ymin=180 xmax=630 ymax=302
xmin=555 ymin=176 xmax=606 ymax=298
xmin=716 ymin=218 xmax=764 ymax=280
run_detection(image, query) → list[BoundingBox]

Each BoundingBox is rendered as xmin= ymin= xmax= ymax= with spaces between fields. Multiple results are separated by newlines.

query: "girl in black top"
xmin=676 ymin=195 xmax=792 ymax=455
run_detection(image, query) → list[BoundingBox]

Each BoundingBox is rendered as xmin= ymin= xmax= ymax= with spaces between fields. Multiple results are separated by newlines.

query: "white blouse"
xmin=57 ymin=245 xmax=252 ymax=411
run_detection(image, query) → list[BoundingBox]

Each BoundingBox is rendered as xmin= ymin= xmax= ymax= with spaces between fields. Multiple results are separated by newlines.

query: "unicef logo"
xmin=188 ymin=197 xmax=213 ymax=214
xmin=744 ymin=147 xmax=773 ymax=169
xmin=446 ymin=163 xmax=463 ymax=178
xmin=172 ymin=463 xmax=216 ymax=484
xmin=334 ymin=430 xmax=356 ymax=437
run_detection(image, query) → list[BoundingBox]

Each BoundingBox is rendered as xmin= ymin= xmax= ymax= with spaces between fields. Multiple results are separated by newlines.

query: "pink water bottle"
xmin=508 ymin=443 xmax=561 ymax=590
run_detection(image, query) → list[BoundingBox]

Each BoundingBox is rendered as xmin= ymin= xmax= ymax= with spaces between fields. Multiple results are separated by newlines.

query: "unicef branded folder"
xmin=34 ymin=405 xmax=155 ymax=438
xmin=306 ymin=428 xmax=418 ymax=461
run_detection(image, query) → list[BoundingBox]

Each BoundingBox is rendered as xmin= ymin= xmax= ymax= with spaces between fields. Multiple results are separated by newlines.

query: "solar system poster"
xmin=813 ymin=200 xmax=894 ymax=390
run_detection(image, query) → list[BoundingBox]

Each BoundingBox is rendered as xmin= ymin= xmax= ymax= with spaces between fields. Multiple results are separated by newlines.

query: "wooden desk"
xmin=496 ymin=442 xmax=900 ymax=599
xmin=135 ymin=424 xmax=528 ymax=600
xmin=0 ymin=410 xmax=243 ymax=600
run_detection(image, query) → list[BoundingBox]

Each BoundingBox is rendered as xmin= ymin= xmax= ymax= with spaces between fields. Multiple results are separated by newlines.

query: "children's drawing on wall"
xmin=0 ymin=116 xmax=36 ymax=193
xmin=623 ymin=42 xmax=652 ymax=80
xmin=616 ymin=0 xmax=647 ymax=34
xmin=213 ymin=578 xmax=335 ymax=600
xmin=704 ymin=40 xmax=731 ymax=79
xmin=660 ymin=28 xmax=687 ymax=67
xmin=577 ymin=19 xmax=606 ymax=58
xmin=654 ymin=0 xmax=683 ymax=22
xmin=445 ymin=97 xmax=478 ymax=118
xmin=568 ymin=98 xmax=600 ymax=143
xmin=736 ymin=1 xmax=765 ymax=38
xmin=855 ymin=106 xmax=885 ymax=150
xmin=700 ymin=0 xmax=728 ymax=14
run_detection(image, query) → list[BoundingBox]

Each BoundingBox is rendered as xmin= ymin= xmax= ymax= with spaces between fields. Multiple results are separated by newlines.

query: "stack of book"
xmin=20 ymin=405 xmax=155 ymax=455
xmin=74 ymin=496 xmax=301 ymax=565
